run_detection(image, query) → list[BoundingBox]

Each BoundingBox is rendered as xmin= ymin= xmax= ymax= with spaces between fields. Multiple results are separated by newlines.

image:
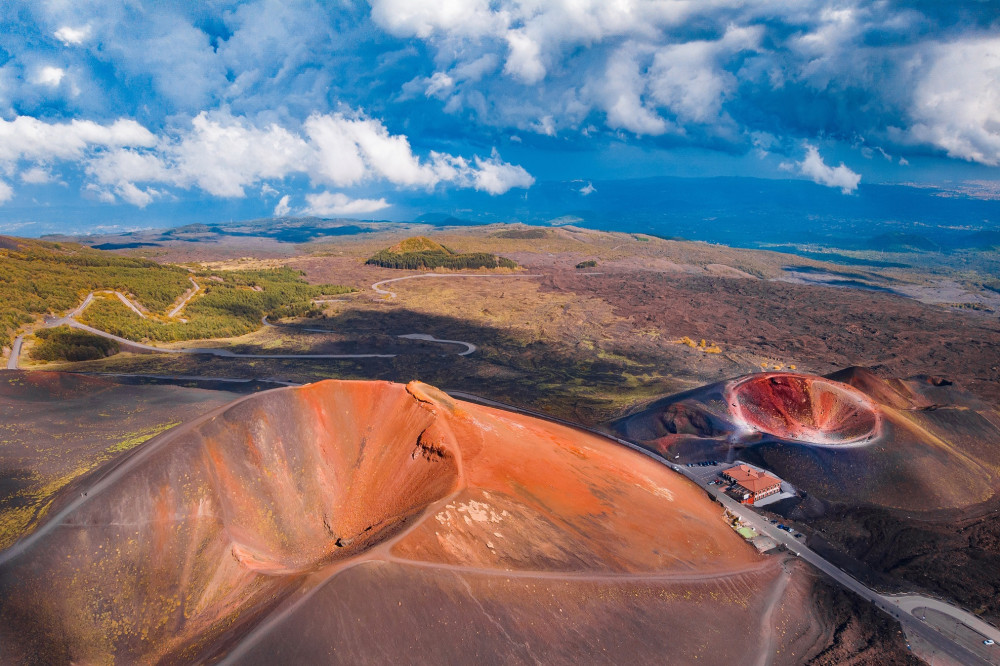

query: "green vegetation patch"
xmin=366 ymin=236 xmax=518 ymax=270
xmin=31 ymin=326 xmax=120 ymax=362
xmin=492 ymin=228 xmax=550 ymax=240
xmin=0 ymin=238 xmax=191 ymax=348
xmin=80 ymin=268 xmax=354 ymax=342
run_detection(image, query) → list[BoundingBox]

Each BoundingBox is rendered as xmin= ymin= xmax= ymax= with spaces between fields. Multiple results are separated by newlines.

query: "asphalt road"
xmin=397 ymin=333 xmax=477 ymax=355
xmin=371 ymin=272 xmax=541 ymax=299
xmin=6 ymin=335 xmax=23 ymax=370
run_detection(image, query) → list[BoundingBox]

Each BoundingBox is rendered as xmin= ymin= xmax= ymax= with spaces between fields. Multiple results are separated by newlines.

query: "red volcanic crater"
xmin=726 ymin=373 xmax=882 ymax=446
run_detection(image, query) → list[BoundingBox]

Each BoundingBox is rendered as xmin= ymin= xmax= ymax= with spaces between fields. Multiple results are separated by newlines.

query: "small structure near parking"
xmin=722 ymin=464 xmax=782 ymax=505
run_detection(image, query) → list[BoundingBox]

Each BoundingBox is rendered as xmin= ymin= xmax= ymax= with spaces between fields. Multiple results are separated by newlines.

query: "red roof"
xmin=723 ymin=464 xmax=781 ymax=494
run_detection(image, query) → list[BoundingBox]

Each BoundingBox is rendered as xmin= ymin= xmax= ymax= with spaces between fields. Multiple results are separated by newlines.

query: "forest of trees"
xmin=0 ymin=239 xmax=191 ymax=349
xmin=366 ymin=250 xmax=518 ymax=270
xmin=79 ymin=268 xmax=354 ymax=342
xmin=31 ymin=326 xmax=120 ymax=362
xmin=0 ymin=238 xmax=354 ymax=348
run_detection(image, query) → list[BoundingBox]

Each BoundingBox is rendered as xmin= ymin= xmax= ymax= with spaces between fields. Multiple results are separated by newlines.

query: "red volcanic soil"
xmin=727 ymin=373 xmax=881 ymax=446
xmin=0 ymin=379 xmax=904 ymax=664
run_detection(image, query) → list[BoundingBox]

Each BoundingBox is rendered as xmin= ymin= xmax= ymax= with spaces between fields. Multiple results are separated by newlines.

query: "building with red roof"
xmin=722 ymin=464 xmax=782 ymax=504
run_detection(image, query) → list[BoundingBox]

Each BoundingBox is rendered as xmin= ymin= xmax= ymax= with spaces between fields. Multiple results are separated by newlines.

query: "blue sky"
xmin=0 ymin=0 xmax=998 ymax=233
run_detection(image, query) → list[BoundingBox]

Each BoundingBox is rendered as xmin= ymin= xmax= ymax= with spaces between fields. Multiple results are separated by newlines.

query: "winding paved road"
xmin=261 ymin=316 xmax=478 ymax=357
xmin=397 ymin=333 xmax=476 ymax=355
xmin=371 ymin=272 xmax=541 ymax=299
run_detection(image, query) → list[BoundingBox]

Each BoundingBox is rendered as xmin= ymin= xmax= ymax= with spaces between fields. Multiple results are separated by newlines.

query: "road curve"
xmin=263 ymin=317 xmax=478 ymax=356
xmin=886 ymin=594 xmax=1000 ymax=644
xmin=371 ymin=272 xmax=541 ymax=299
xmin=6 ymin=335 xmax=24 ymax=370
xmin=396 ymin=333 xmax=476 ymax=355
xmin=167 ymin=278 xmax=200 ymax=318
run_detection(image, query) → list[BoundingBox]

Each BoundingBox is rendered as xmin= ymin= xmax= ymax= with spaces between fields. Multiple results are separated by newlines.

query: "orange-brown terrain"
xmin=0 ymin=379 xmax=916 ymax=664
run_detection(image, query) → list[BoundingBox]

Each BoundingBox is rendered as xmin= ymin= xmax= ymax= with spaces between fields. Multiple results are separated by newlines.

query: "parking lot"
xmin=680 ymin=460 xmax=804 ymax=537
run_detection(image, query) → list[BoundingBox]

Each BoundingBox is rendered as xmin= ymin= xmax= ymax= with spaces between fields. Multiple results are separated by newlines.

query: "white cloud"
xmin=168 ymin=112 xmax=310 ymax=197
xmin=471 ymin=149 xmax=535 ymax=194
xmin=0 ymin=116 xmax=156 ymax=165
xmin=0 ymin=181 xmax=13 ymax=204
xmin=424 ymin=71 xmax=454 ymax=97
xmin=908 ymin=37 xmax=1000 ymax=165
xmin=303 ymin=192 xmax=389 ymax=217
xmin=369 ymin=0 xmax=501 ymax=39
xmin=114 ymin=182 xmax=160 ymax=207
xmin=54 ymin=25 xmax=92 ymax=45
xmin=796 ymin=144 xmax=861 ymax=193
xmin=600 ymin=44 xmax=668 ymax=136
xmin=34 ymin=66 xmax=66 ymax=87
xmin=304 ymin=111 xmax=529 ymax=192
xmin=3 ymin=108 xmax=532 ymax=206
xmin=647 ymin=26 xmax=761 ymax=125
xmin=504 ymin=30 xmax=546 ymax=84
xmin=20 ymin=167 xmax=54 ymax=184
xmin=273 ymin=194 xmax=291 ymax=216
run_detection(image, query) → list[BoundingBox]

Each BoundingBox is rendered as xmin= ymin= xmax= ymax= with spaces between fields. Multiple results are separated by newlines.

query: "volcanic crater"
xmin=726 ymin=373 xmax=883 ymax=447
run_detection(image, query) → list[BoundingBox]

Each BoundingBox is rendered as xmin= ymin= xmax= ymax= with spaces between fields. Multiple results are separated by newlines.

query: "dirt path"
xmin=754 ymin=559 xmax=793 ymax=666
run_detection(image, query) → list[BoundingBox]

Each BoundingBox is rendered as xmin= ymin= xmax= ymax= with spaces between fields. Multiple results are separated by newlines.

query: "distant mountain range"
xmin=10 ymin=176 xmax=999 ymax=252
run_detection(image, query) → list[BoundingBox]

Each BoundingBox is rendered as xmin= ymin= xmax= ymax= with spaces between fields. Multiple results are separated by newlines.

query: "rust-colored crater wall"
xmin=727 ymin=373 xmax=881 ymax=446
xmin=0 ymin=380 xmax=461 ymax=663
